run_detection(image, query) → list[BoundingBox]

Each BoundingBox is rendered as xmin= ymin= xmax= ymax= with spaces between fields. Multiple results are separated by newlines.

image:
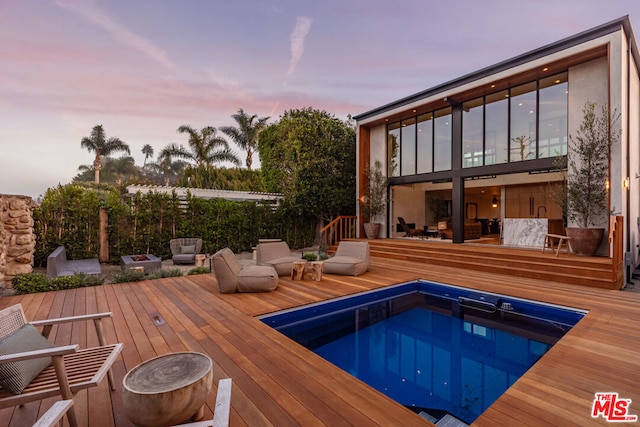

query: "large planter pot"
xmin=363 ymin=223 xmax=381 ymax=239
xmin=565 ymin=227 xmax=605 ymax=256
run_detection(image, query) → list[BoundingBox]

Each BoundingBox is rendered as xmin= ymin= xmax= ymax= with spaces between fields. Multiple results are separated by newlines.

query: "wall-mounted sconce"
xmin=605 ymin=179 xmax=610 ymax=190
xmin=491 ymin=196 xmax=498 ymax=208
xmin=623 ymin=177 xmax=630 ymax=190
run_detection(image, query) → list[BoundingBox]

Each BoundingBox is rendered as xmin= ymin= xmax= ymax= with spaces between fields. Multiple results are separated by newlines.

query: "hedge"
xmin=34 ymin=183 xmax=315 ymax=266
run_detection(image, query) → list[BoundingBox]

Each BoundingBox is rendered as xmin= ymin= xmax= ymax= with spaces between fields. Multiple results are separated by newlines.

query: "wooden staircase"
xmin=363 ymin=239 xmax=617 ymax=289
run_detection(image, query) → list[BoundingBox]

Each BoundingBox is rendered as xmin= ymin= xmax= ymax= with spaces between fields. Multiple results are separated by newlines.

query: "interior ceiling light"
xmin=543 ymin=67 xmax=549 ymax=71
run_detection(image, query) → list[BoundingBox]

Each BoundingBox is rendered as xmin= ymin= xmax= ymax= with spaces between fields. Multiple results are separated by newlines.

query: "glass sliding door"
xmin=434 ymin=108 xmax=452 ymax=172
xmin=510 ymin=82 xmax=537 ymax=161
xmin=538 ymin=72 xmax=568 ymax=158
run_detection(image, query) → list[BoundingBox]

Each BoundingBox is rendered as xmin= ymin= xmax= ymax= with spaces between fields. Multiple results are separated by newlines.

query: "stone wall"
xmin=0 ymin=194 xmax=36 ymax=288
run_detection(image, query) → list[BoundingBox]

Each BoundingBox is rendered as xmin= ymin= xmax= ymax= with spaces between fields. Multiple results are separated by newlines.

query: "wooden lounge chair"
xmin=0 ymin=304 xmax=124 ymax=427
xmin=33 ymin=399 xmax=74 ymax=427
xmin=173 ymin=378 xmax=232 ymax=427
xmin=398 ymin=217 xmax=424 ymax=237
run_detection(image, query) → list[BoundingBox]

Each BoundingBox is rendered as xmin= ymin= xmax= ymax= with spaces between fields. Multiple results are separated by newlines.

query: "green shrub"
xmin=187 ymin=267 xmax=210 ymax=275
xmin=318 ymin=252 xmax=329 ymax=260
xmin=110 ymin=269 xmax=146 ymax=284
xmin=50 ymin=274 xmax=82 ymax=290
xmin=148 ymin=268 xmax=183 ymax=279
xmin=302 ymin=252 xmax=318 ymax=261
xmin=12 ymin=273 xmax=51 ymax=294
xmin=11 ymin=272 xmax=104 ymax=294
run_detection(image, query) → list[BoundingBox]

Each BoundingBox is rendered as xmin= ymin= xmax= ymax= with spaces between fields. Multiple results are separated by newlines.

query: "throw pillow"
xmin=0 ymin=324 xmax=55 ymax=394
xmin=181 ymin=245 xmax=196 ymax=254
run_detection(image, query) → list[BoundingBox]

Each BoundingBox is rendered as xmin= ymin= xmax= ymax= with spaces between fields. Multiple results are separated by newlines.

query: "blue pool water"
xmin=260 ymin=280 xmax=586 ymax=424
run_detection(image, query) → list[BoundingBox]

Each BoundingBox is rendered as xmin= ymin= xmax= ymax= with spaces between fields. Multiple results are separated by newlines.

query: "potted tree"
xmin=564 ymin=101 xmax=620 ymax=256
xmin=361 ymin=159 xmax=387 ymax=239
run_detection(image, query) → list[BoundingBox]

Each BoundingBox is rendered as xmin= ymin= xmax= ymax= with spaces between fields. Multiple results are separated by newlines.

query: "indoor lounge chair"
xmin=170 ymin=238 xmax=203 ymax=265
xmin=323 ymin=241 xmax=370 ymax=276
xmin=256 ymin=241 xmax=302 ymax=276
xmin=0 ymin=304 xmax=123 ymax=427
xmin=398 ymin=217 xmax=424 ymax=237
xmin=211 ymin=248 xmax=278 ymax=293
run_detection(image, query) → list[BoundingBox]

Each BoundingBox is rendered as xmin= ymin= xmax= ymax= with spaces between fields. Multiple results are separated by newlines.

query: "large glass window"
xmin=417 ymin=113 xmax=433 ymax=174
xmin=401 ymin=118 xmax=417 ymax=176
xmin=463 ymin=97 xmax=484 ymax=168
xmin=485 ymin=90 xmax=509 ymax=165
xmin=388 ymin=122 xmax=400 ymax=177
xmin=434 ymin=108 xmax=452 ymax=172
xmin=538 ymin=72 xmax=568 ymax=158
xmin=510 ymin=82 xmax=537 ymax=161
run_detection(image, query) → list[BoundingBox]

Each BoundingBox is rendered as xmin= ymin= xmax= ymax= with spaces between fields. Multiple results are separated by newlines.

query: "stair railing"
xmin=321 ymin=216 xmax=357 ymax=251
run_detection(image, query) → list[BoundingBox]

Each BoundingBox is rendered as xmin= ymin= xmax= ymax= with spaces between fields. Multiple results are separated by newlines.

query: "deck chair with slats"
xmin=0 ymin=304 xmax=124 ymax=427
xmin=173 ymin=378 xmax=232 ymax=427
xmin=33 ymin=399 xmax=74 ymax=427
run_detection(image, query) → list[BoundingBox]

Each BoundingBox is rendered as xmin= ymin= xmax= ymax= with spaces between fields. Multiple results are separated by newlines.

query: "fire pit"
xmin=120 ymin=254 xmax=162 ymax=274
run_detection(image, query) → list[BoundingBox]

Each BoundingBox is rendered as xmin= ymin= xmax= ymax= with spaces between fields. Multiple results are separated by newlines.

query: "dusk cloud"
xmin=54 ymin=0 xmax=177 ymax=70
xmin=285 ymin=16 xmax=313 ymax=85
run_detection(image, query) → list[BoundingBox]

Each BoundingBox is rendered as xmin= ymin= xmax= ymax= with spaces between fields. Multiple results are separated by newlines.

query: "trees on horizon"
xmin=220 ymin=108 xmax=269 ymax=170
xmin=80 ymin=125 xmax=130 ymax=183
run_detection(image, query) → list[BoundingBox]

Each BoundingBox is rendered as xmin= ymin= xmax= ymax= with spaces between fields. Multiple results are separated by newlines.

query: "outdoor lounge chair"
xmin=211 ymin=248 xmax=278 ymax=293
xmin=0 ymin=304 xmax=123 ymax=427
xmin=323 ymin=241 xmax=370 ymax=276
xmin=174 ymin=378 xmax=232 ymax=427
xmin=256 ymin=241 xmax=301 ymax=276
xmin=398 ymin=217 xmax=424 ymax=237
xmin=171 ymin=238 xmax=203 ymax=264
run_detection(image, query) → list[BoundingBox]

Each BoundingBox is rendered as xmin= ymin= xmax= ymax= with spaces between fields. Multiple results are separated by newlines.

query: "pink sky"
xmin=2 ymin=0 xmax=640 ymax=198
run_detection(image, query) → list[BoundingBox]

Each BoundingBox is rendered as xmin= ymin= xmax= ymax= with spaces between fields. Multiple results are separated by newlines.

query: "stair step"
xmin=361 ymin=239 xmax=616 ymax=289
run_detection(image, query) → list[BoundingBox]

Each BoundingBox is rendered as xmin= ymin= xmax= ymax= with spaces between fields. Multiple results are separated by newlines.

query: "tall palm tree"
xmin=141 ymin=144 xmax=154 ymax=167
xmin=159 ymin=125 xmax=240 ymax=168
xmin=220 ymin=108 xmax=269 ymax=170
xmin=80 ymin=125 xmax=130 ymax=183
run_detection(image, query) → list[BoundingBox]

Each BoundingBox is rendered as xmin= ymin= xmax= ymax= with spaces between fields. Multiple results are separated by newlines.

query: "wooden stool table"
xmin=195 ymin=254 xmax=207 ymax=267
xmin=542 ymin=233 xmax=571 ymax=257
xmin=291 ymin=261 xmax=306 ymax=280
xmin=122 ymin=352 xmax=213 ymax=427
xmin=311 ymin=261 xmax=324 ymax=281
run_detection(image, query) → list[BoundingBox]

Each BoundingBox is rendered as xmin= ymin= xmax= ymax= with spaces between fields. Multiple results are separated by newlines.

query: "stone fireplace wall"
xmin=0 ymin=194 xmax=36 ymax=288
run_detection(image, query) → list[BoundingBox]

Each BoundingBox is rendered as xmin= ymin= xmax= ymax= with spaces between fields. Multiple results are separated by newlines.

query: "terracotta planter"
xmin=363 ymin=223 xmax=381 ymax=239
xmin=565 ymin=227 xmax=605 ymax=256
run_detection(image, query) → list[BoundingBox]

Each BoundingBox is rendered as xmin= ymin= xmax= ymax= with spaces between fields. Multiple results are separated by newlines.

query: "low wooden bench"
xmin=542 ymin=233 xmax=571 ymax=257
xmin=46 ymin=246 xmax=101 ymax=278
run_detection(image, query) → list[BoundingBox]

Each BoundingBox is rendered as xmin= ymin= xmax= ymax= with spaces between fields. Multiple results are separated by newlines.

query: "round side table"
xmin=122 ymin=352 xmax=213 ymax=427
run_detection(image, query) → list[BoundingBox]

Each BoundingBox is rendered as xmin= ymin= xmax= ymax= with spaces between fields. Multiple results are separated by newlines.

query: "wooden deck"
xmin=1 ymin=247 xmax=639 ymax=426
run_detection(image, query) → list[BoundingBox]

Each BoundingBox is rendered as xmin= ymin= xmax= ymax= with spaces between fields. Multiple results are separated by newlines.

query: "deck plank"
xmin=1 ymin=242 xmax=639 ymax=426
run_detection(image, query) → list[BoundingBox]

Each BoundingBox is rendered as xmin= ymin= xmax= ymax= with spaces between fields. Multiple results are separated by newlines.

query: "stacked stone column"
xmin=0 ymin=195 xmax=36 ymax=288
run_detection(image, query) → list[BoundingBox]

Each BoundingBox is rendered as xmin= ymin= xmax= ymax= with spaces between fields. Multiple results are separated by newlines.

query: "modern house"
xmin=354 ymin=17 xmax=639 ymax=280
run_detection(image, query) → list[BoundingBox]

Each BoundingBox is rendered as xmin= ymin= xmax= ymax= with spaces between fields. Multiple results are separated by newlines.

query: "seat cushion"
xmin=237 ymin=266 xmax=278 ymax=292
xmin=323 ymin=256 xmax=368 ymax=276
xmin=212 ymin=248 xmax=241 ymax=293
xmin=0 ymin=324 xmax=54 ymax=394
xmin=256 ymin=242 xmax=292 ymax=264
xmin=263 ymin=256 xmax=302 ymax=276
xmin=173 ymin=254 xmax=195 ymax=264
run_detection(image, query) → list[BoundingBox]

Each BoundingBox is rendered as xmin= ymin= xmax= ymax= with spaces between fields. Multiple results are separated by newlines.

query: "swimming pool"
xmin=260 ymin=280 xmax=587 ymax=425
